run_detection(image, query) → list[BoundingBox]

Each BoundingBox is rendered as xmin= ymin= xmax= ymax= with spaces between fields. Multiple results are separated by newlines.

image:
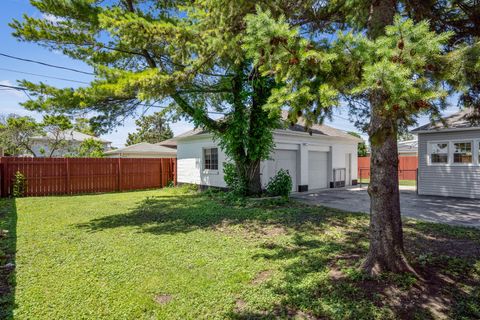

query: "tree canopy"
xmin=11 ymin=0 xmax=288 ymax=194
xmin=126 ymin=112 xmax=173 ymax=146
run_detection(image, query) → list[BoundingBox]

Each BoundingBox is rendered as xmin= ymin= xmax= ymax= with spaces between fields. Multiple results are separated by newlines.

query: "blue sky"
xmin=1 ymin=0 xmax=461 ymax=147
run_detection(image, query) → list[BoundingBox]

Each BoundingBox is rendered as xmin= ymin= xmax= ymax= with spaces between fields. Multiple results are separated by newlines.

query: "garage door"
xmin=272 ymin=149 xmax=297 ymax=191
xmin=309 ymin=151 xmax=328 ymax=189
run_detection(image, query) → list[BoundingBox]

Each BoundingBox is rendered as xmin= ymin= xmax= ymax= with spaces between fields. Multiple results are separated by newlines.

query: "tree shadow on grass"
xmin=0 ymin=198 xmax=17 ymax=320
xmin=76 ymin=193 xmax=361 ymax=236
xmin=76 ymin=192 xmax=480 ymax=319
xmin=230 ymin=221 xmax=480 ymax=320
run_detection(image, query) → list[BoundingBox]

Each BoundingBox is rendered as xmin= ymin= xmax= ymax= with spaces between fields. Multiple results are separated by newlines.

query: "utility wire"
xmin=0 ymin=67 xmax=90 ymax=84
xmin=0 ymin=52 xmax=94 ymax=75
xmin=0 ymin=83 xmax=226 ymax=115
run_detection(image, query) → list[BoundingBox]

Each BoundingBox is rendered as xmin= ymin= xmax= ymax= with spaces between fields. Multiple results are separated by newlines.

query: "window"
xmin=430 ymin=142 xmax=448 ymax=164
xmin=203 ymin=148 xmax=218 ymax=170
xmin=453 ymin=142 xmax=472 ymax=164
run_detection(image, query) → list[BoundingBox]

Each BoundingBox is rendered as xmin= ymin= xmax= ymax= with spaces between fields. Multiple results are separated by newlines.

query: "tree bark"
xmin=245 ymin=159 xmax=262 ymax=195
xmin=361 ymin=0 xmax=418 ymax=276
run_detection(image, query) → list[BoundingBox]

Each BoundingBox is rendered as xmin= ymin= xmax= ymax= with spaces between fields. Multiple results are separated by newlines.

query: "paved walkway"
xmin=292 ymin=186 xmax=480 ymax=228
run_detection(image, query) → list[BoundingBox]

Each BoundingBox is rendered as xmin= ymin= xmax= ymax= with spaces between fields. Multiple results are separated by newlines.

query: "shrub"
xmin=266 ymin=169 xmax=292 ymax=197
xmin=12 ymin=171 xmax=27 ymax=197
xmin=223 ymin=162 xmax=246 ymax=195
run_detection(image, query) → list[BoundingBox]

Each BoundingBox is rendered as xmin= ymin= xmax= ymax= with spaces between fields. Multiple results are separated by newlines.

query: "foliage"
xmin=40 ymin=115 xmax=73 ymax=157
xmin=12 ymin=171 xmax=27 ymax=197
xmin=0 ymin=114 xmax=41 ymax=156
xmin=348 ymin=132 xmax=368 ymax=157
xmin=75 ymin=138 xmax=105 ymax=158
xmin=223 ymin=162 xmax=246 ymax=195
xmin=73 ymin=118 xmax=96 ymax=136
xmin=265 ymin=168 xmax=292 ymax=197
xmin=5 ymin=188 xmax=480 ymax=319
xmin=398 ymin=131 xmax=415 ymax=142
xmin=10 ymin=0 xmax=287 ymax=194
xmin=244 ymin=11 xmax=457 ymax=134
xmin=126 ymin=112 xmax=173 ymax=146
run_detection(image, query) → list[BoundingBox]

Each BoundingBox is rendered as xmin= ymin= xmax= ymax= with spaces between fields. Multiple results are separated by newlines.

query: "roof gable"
xmin=412 ymin=108 xmax=480 ymax=132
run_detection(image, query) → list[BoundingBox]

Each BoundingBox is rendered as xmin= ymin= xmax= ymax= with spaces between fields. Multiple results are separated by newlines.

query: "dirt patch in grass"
xmin=154 ymin=294 xmax=173 ymax=305
xmin=251 ymin=270 xmax=273 ymax=285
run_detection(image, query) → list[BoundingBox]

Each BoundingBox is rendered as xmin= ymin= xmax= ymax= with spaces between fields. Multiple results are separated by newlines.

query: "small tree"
xmin=0 ymin=114 xmax=40 ymax=156
xmin=348 ymin=132 xmax=368 ymax=157
xmin=75 ymin=138 xmax=105 ymax=158
xmin=126 ymin=112 xmax=173 ymax=146
xmin=41 ymin=115 xmax=73 ymax=157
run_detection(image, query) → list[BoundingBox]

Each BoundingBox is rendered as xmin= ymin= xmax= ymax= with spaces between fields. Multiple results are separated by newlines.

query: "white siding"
xmin=418 ymin=130 xmax=480 ymax=199
xmin=176 ymin=132 xmax=359 ymax=191
xmin=176 ymin=137 xmax=228 ymax=188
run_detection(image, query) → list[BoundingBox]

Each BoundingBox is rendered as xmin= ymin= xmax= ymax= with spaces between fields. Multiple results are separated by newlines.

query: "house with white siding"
xmin=412 ymin=108 xmax=480 ymax=199
xmin=172 ymin=117 xmax=361 ymax=192
xmin=30 ymin=130 xmax=111 ymax=157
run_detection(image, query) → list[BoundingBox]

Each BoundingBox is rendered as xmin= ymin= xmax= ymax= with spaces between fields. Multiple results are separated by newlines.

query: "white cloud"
xmin=42 ymin=13 xmax=66 ymax=24
xmin=0 ymin=80 xmax=24 ymax=98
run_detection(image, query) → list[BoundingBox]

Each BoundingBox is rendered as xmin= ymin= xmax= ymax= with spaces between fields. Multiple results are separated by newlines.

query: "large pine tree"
xmin=11 ymin=0 xmax=289 ymax=195
xmin=244 ymin=0 xmax=478 ymax=275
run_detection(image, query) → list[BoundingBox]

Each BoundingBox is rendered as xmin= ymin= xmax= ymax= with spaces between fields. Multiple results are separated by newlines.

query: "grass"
xmin=1 ymin=186 xmax=479 ymax=319
xmin=358 ymin=179 xmax=417 ymax=186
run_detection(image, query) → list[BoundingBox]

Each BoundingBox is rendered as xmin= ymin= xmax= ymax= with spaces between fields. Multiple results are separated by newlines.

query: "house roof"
xmin=32 ymin=129 xmax=111 ymax=144
xmin=412 ymin=108 xmax=480 ymax=133
xmin=171 ymin=111 xmax=361 ymax=142
xmin=155 ymin=138 xmax=177 ymax=149
xmin=104 ymin=142 xmax=177 ymax=155
xmin=397 ymin=139 xmax=418 ymax=154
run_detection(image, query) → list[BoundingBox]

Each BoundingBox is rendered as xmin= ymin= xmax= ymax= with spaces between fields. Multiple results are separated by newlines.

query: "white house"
xmin=105 ymin=142 xmax=177 ymax=158
xmin=173 ymin=118 xmax=361 ymax=192
xmin=31 ymin=130 xmax=111 ymax=157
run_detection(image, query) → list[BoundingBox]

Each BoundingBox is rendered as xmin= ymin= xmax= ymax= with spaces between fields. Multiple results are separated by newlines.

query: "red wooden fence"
xmin=358 ymin=156 xmax=418 ymax=180
xmin=0 ymin=157 xmax=176 ymax=197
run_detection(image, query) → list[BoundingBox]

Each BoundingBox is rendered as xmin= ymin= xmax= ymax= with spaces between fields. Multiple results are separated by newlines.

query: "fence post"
xmin=117 ymin=158 xmax=122 ymax=192
xmin=66 ymin=158 xmax=71 ymax=195
xmin=1 ymin=158 xmax=8 ymax=197
xmin=159 ymin=159 xmax=163 ymax=187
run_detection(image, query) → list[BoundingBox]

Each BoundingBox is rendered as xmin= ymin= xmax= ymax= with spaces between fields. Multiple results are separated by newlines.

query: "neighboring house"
xmin=397 ymin=139 xmax=418 ymax=156
xmin=31 ymin=130 xmax=111 ymax=157
xmin=366 ymin=139 xmax=418 ymax=156
xmin=104 ymin=142 xmax=177 ymax=158
xmin=173 ymin=116 xmax=361 ymax=192
xmin=412 ymin=108 xmax=480 ymax=199
xmin=155 ymin=138 xmax=177 ymax=149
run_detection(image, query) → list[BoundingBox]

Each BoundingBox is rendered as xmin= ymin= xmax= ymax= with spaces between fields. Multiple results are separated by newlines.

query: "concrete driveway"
xmin=292 ymin=186 xmax=480 ymax=228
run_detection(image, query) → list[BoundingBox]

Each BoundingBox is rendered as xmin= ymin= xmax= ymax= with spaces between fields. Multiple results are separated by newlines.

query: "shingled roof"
xmin=171 ymin=111 xmax=360 ymax=142
xmin=412 ymin=108 xmax=480 ymax=132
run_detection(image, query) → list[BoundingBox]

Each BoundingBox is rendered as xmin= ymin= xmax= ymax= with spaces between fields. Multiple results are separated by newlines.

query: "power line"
xmin=0 ymin=83 xmax=226 ymax=115
xmin=0 ymin=67 xmax=90 ymax=84
xmin=0 ymin=83 xmax=26 ymax=91
xmin=0 ymin=52 xmax=94 ymax=75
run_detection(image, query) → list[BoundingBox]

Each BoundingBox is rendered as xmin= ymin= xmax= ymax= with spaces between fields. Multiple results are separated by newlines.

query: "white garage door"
xmin=309 ymin=151 xmax=328 ymax=189
xmin=272 ymin=149 xmax=297 ymax=191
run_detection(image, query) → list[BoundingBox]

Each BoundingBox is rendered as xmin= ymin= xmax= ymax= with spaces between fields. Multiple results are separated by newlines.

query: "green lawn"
xmin=1 ymin=187 xmax=479 ymax=319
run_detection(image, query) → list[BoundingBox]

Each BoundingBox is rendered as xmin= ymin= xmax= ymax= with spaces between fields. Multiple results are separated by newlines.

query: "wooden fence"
xmin=0 ymin=157 xmax=176 ymax=197
xmin=358 ymin=156 xmax=418 ymax=180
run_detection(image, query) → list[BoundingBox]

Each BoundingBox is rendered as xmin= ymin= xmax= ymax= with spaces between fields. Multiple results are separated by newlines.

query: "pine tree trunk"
xmin=361 ymin=0 xmax=418 ymax=276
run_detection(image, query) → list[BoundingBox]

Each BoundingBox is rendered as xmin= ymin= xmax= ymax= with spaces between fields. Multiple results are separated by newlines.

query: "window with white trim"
xmin=430 ymin=142 xmax=448 ymax=164
xmin=203 ymin=147 xmax=218 ymax=170
xmin=453 ymin=141 xmax=472 ymax=164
